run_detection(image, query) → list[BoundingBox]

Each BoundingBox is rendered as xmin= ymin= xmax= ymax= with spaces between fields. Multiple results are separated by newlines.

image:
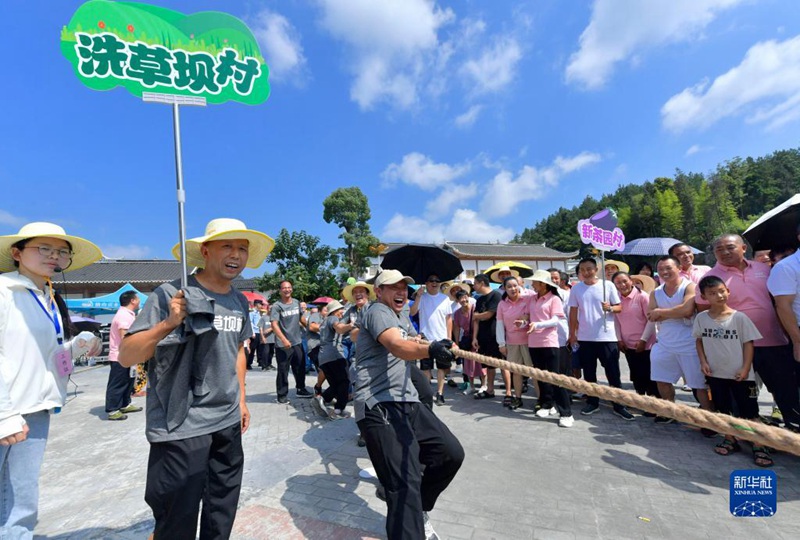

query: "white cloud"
xmin=318 ymin=0 xmax=454 ymax=109
xmin=318 ymin=2 xmax=526 ymax=112
xmin=382 ymin=152 xmax=470 ymax=190
xmin=455 ymin=104 xmax=483 ymax=128
xmin=0 ymin=209 xmax=26 ymax=227
xmin=481 ymin=151 xmax=602 ymax=217
xmin=382 ymin=208 xmax=514 ymax=243
xmin=101 ymin=244 xmax=151 ymax=259
xmin=425 ymin=183 xmax=478 ymax=218
xmin=685 ymin=144 xmax=709 ymax=156
xmin=252 ymin=9 xmax=308 ymax=85
xmin=566 ymin=0 xmax=742 ymax=90
xmin=461 ymin=37 xmax=523 ymax=95
xmin=662 ymin=35 xmax=800 ymax=132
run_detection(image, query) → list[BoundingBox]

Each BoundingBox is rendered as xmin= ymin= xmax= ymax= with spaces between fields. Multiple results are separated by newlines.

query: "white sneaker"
xmin=311 ymin=396 xmax=328 ymax=418
xmin=559 ymin=415 xmax=575 ymax=428
xmin=463 ymin=387 xmax=476 ymax=396
xmin=536 ymin=406 xmax=557 ymax=418
xmin=423 ymin=511 xmax=440 ymax=540
xmin=328 ymin=408 xmax=351 ymax=420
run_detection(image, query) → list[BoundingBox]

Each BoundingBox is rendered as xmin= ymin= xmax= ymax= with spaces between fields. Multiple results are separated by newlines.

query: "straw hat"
xmin=326 ymin=299 xmax=344 ymax=314
xmin=342 ymin=280 xmax=376 ymax=303
xmin=489 ymin=265 xmax=520 ymax=283
xmin=630 ymin=274 xmax=656 ymax=293
xmin=442 ymin=281 xmax=472 ymax=299
xmin=529 ymin=269 xmax=558 ymax=289
xmin=171 ymin=218 xmax=274 ymax=269
xmin=604 ymin=259 xmax=630 ymax=273
xmin=0 ymin=222 xmax=102 ymax=273
xmin=375 ymin=269 xmax=414 ymax=287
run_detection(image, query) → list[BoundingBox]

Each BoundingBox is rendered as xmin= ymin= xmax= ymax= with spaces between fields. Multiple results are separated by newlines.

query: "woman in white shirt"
xmin=0 ymin=222 xmax=102 ymax=538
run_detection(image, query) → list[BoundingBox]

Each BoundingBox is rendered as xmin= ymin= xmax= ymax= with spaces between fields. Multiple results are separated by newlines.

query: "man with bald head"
xmin=669 ymin=242 xmax=711 ymax=285
xmin=696 ymin=234 xmax=800 ymax=432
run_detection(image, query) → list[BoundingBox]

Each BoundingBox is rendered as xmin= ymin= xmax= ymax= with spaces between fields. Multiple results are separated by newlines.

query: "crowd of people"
xmin=2 ymin=215 xmax=800 ymax=539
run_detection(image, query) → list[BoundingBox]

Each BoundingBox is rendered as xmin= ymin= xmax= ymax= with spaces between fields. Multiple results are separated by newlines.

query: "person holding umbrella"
xmin=697 ymin=234 xmax=800 ymax=432
xmin=0 ymin=222 xmax=103 ymax=539
xmin=410 ymin=273 xmax=453 ymax=405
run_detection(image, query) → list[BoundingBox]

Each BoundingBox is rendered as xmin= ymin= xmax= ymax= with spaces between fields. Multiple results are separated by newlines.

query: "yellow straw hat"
xmin=489 ymin=265 xmax=521 ymax=283
xmin=0 ymin=222 xmax=103 ymax=272
xmin=604 ymin=259 xmax=630 ymax=273
xmin=171 ymin=218 xmax=274 ymax=269
xmin=630 ymin=274 xmax=656 ymax=293
xmin=342 ymin=280 xmax=376 ymax=303
xmin=442 ymin=281 xmax=472 ymax=299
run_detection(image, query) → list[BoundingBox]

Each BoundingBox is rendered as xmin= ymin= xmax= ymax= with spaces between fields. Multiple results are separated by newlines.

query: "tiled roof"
xmin=53 ymin=259 xmax=263 ymax=290
xmin=232 ymin=278 xmax=260 ymax=291
xmin=445 ymin=242 xmax=578 ymax=259
xmin=58 ymin=259 xmax=182 ymax=284
xmin=380 ymin=242 xmax=576 ymax=259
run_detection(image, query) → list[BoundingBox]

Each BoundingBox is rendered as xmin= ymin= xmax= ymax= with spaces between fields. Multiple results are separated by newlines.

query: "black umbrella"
xmin=743 ymin=194 xmax=800 ymax=251
xmin=381 ymin=244 xmax=464 ymax=283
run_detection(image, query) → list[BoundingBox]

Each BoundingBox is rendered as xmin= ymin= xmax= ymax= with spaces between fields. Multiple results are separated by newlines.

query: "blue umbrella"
xmin=616 ymin=237 xmax=702 ymax=256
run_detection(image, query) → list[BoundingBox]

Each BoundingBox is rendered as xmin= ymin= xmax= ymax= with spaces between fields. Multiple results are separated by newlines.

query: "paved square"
xmin=36 ymin=363 xmax=800 ymax=539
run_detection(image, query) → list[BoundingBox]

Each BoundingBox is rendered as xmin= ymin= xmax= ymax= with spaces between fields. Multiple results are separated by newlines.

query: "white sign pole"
xmin=142 ymin=93 xmax=206 ymax=288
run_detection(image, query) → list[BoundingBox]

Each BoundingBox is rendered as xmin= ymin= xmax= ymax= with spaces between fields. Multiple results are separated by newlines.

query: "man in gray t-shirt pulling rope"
xmin=355 ymin=269 xmax=464 ymax=540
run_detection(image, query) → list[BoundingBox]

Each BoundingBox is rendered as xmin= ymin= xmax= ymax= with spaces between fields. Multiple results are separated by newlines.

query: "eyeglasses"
xmin=427 ymin=279 xmax=441 ymax=283
xmin=24 ymin=245 xmax=73 ymax=259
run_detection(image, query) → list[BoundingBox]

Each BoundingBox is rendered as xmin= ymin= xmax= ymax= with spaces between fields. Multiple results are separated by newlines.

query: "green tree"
xmin=323 ymin=187 xmax=380 ymax=278
xmin=255 ymin=229 xmax=340 ymax=301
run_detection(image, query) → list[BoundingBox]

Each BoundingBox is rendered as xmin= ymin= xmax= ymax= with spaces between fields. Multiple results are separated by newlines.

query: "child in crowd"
xmin=693 ymin=276 xmax=770 ymax=466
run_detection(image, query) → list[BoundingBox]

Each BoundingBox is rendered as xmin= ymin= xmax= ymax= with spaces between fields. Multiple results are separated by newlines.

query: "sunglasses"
xmin=427 ymin=279 xmax=441 ymax=283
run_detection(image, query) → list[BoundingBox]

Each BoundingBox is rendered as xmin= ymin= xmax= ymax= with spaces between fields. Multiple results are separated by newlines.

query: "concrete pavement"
xmin=34 ymin=362 xmax=800 ymax=539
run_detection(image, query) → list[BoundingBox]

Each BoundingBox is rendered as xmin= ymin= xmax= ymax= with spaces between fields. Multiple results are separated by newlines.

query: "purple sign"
xmin=577 ymin=208 xmax=625 ymax=252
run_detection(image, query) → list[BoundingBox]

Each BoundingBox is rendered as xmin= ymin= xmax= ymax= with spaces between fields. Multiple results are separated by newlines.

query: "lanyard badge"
xmin=28 ymin=289 xmax=72 ymax=376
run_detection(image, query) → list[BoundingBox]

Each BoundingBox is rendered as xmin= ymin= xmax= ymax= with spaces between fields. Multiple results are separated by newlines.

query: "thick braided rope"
xmin=451 ymin=347 xmax=800 ymax=456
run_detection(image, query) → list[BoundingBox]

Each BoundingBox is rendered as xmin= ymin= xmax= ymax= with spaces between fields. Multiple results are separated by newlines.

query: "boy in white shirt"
xmin=693 ymin=275 xmax=768 ymax=466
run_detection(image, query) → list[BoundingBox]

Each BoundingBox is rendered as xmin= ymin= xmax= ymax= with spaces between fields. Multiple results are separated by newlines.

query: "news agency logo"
xmin=730 ymin=470 xmax=777 ymax=517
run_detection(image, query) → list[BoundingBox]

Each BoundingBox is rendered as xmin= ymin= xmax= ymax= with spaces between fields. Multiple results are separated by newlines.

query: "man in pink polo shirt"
xmin=104 ymin=290 xmax=143 ymax=421
xmin=669 ymin=242 xmax=711 ymax=285
xmin=696 ymin=234 xmax=800 ymax=432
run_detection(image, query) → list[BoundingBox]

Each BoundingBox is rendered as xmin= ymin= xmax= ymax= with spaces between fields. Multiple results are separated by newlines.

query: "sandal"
xmin=752 ymin=446 xmax=773 ymax=468
xmin=474 ymin=390 xmax=495 ymax=400
xmin=714 ymin=439 xmax=741 ymax=456
xmin=502 ymin=395 xmax=513 ymax=408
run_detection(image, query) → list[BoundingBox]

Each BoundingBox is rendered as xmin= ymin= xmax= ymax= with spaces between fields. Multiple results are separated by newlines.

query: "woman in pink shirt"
xmin=526 ymin=270 xmax=573 ymax=427
xmin=612 ymin=272 xmax=659 ymax=405
xmin=496 ymin=277 xmax=532 ymax=409
xmin=452 ymin=290 xmax=484 ymax=394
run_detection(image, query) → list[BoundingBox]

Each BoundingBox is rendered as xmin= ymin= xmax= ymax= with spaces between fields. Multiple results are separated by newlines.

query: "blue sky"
xmin=2 ymin=0 xmax=800 ymax=277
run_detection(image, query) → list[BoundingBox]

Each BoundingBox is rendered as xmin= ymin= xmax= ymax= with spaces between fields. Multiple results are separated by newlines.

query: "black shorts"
xmin=419 ymin=357 xmax=452 ymax=371
xmin=477 ymin=340 xmax=501 ymax=369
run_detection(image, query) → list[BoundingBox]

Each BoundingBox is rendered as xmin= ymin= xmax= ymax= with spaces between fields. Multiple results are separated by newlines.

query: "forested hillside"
xmin=513 ymin=148 xmax=800 ymax=253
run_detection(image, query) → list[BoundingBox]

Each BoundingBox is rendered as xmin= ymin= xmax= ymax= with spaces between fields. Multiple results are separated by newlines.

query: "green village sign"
xmin=61 ymin=0 xmax=270 ymax=105
xmin=62 ymin=1 xmax=271 ymax=286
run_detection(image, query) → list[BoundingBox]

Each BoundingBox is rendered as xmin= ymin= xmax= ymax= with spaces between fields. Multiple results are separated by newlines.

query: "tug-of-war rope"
xmin=448 ymin=346 xmax=800 ymax=457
